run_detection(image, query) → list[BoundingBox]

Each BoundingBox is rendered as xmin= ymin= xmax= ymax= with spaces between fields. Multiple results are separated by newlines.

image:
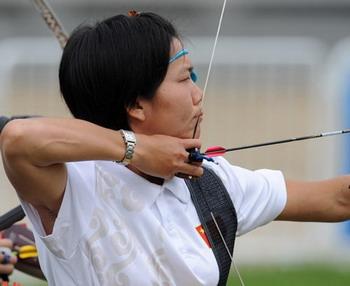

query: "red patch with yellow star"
xmin=196 ymin=225 xmax=211 ymax=248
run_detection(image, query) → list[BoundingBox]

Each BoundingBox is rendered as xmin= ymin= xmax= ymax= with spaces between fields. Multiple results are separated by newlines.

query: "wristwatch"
xmin=116 ymin=129 xmax=137 ymax=165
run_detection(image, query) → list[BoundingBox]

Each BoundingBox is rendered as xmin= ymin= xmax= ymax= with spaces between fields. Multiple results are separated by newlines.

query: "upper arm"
xmin=0 ymin=120 xmax=67 ymax=211
xmin=277 ymin=178 xmax=350 ymax=222
xmin=214 ymin=159 xmax=287 ymax=235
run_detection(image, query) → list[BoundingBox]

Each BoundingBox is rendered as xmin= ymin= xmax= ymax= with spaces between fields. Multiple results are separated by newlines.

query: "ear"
xmin=127 ymin=98 xmax=146 ymax=122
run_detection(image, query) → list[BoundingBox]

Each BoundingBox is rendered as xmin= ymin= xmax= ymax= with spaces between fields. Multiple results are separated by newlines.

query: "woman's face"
xmin=131 ymin=38 xmax=203 ymax=139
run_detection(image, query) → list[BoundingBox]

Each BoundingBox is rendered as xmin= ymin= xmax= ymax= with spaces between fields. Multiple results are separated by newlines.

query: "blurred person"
xmin=1 ymin=11 xmax=350 ymax=286
xmin=0 ymin=239 xmax=17 ymax=283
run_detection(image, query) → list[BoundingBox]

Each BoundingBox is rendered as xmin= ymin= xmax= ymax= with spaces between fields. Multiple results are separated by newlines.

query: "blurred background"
xmin=1 ymin=0 xmax=350 ymax=285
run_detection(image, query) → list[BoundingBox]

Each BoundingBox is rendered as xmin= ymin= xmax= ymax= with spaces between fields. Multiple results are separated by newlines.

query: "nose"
xmin=192 ymin=84 xmax=203 ymax=106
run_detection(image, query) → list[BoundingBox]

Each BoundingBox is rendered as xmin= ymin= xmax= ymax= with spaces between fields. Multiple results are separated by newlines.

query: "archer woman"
xmin=1 ymin=11 xmax=350 ymax=286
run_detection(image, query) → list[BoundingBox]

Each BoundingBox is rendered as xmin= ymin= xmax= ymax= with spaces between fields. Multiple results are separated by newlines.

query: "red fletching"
xmin=204 ymin=146 xmax=226 ymax=157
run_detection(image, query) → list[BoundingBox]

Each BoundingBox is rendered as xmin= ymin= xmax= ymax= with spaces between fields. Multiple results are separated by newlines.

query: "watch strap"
xmin=115 ymin=129 xmax=136 ymax=165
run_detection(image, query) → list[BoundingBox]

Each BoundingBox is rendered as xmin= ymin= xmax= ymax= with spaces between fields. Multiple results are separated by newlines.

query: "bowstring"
xmin=192 ymin=0 xmax=227 ymax=138
xmin=211 ymin=212 xmax=245 ymax=286
xmin=202 ymin=0 xmax=227 ymax=100
xmin=198 ymin=1 xmax=246 ymax=285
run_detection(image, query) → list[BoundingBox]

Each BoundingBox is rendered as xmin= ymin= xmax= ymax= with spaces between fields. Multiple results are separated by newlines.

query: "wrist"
xmin=115 ymin=129 xmax=136 ymax=165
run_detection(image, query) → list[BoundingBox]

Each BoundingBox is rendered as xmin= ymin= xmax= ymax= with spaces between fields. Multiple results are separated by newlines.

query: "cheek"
xmin=155 ymin=84 xmax=194 ymax=121
xmin=170 ymin=92 xmax=193 ymax=116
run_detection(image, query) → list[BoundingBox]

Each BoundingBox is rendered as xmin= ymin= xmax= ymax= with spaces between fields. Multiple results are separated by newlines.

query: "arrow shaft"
xmin=204 ymin=129 xmax=350 ymax=155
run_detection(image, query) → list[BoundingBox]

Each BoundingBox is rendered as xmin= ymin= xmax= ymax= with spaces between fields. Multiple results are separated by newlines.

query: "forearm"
xmin=0 ymin=116 xmax=203 ymax=180
xmin=277 ymin=176 xmax=350 ymax=222
xmin=327 ymin=176 xmax=350 ymax=221
xmin=0 ymin=117 xmax=125 ymax=167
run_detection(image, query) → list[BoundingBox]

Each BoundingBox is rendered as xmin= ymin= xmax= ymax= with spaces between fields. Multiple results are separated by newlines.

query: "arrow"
xmin=199 ymin=129 xmax=350 ymax=159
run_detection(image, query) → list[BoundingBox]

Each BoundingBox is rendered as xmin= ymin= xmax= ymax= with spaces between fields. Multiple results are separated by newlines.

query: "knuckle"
xmin=175 ymin=152 xmax=186 ymax=162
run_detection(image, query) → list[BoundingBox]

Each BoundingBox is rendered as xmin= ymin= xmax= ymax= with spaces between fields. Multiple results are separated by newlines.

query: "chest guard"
xmin=185 ymin=167 xmax=238 ymax=286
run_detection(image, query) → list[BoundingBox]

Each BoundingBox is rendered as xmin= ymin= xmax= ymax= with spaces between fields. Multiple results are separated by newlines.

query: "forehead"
xmin=170 ymin=38 xmax=184 ymax=54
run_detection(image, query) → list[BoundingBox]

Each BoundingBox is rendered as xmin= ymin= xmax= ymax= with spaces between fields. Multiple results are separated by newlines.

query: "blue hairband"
xmin=169 ymin=49 xmax=189 ymax=63
xmin=169 ymin=48 xmax=198 ymax=83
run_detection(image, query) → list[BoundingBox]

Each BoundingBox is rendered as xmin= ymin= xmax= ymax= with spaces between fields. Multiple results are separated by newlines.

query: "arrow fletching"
xmin=204 ymin=146 xmax=227 ymax=157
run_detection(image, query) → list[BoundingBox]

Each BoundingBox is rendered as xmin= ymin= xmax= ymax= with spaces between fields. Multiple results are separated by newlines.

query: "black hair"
xmin=59 ymin=12 xmax=179 ymax=130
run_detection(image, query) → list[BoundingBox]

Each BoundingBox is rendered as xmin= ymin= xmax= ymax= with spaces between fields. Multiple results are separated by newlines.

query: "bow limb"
xmin=31 ymin=0 xmax=69 ymax=48
xmin=0 ymin=0 xmax=68 ymax=230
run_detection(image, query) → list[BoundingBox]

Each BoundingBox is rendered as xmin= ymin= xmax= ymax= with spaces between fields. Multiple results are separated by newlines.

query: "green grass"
xmin=228 ymin=264 xmax=350 ymax=286
xmin=9 ymin=270 xmax=47 ymax=286
xmin=7 ymin=264 xmax=350 ymax=285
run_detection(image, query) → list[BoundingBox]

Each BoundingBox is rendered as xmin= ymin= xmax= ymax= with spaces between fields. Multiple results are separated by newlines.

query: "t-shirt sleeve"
xmin=19 ymin=161 xmax=96 ymax=259
xmin=207 ymin=157 xmax=287 ymax=236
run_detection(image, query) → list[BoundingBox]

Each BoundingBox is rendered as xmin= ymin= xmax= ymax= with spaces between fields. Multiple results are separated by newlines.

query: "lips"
xmin=195 ymin=109 xmax=204 ymax=119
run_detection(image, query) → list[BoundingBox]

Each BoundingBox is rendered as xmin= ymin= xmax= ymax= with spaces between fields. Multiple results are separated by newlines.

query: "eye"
xmin=190 ymin=71 xmax=198 ymax=83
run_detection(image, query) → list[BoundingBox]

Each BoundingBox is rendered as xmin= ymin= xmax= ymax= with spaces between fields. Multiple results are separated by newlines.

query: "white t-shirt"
xmin=21 ymin=157 xmax=286 ymax=286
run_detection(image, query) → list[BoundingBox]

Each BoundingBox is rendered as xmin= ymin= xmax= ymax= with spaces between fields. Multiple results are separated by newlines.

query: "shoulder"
xmin=203 ymin=157 xmax=287 ymax=235
xmin=204 ymin=157 xmax=285 ymax=194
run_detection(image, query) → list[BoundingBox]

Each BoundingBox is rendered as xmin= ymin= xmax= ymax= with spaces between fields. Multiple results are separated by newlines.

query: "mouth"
xmin=192 ymin=113 xmax=203 ymax=128
xmin=195 ymin=110 xmax=204 ymax=119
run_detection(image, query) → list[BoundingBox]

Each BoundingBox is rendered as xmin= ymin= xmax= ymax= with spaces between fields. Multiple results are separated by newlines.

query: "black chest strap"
xmin=185 ymin=167 xmax=238 ymax=286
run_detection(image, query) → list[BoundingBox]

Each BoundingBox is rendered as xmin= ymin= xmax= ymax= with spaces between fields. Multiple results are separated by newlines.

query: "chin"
xmin=195 ymin=133 xmax=201 ymax=139
xmin=178 ymin=127 xmax=201 ymax=139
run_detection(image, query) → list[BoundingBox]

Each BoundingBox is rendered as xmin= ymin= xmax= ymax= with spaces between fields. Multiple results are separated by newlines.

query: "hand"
xmin=132 ymin=134 xmax=203 ymax=180
xmin=0 ymin=238 xmax=17 ymax=282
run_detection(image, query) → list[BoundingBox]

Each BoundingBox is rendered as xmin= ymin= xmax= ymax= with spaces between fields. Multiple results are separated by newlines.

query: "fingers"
xmin=175 ymin=173 xmax=192 ymax=179
xmin=171 ymin=141 xmax=204 ymax=178
xmin=132 ymin=134 xmax=205 ymax=180
xmin=182 ymin=139 xmax=201 ymax=150
xmin=180 ymin=163 xmax=204 ymax=178
xmin=175 ymin=154 xmax=204 ymax=179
